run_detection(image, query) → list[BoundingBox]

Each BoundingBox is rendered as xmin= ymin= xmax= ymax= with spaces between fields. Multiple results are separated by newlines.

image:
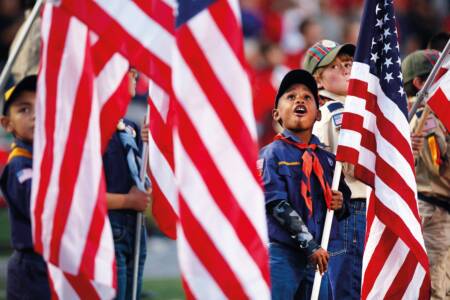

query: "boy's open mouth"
xmin=294 ymin=104 xmax=307 ymax=116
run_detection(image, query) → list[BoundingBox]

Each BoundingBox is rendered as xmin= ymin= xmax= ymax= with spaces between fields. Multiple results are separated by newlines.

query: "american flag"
xmin=146 ymin=0 xmax=179 ymax=240
xmin=172 ymin=1 xmax=270 ymax=298
xmin=336 ymin=0 xmax=431 ymax=299
xmin=33 ymin=3 xmax=130 ymax=298
xmin=40 ymin=0 xmax=271 ymax=298
xmin=427 ymin=53 xmax=450 ymax=131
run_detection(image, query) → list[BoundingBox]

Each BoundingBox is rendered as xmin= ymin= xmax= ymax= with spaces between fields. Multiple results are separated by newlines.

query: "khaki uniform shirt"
xmin=313 ymin=90 xmax=368 ymax=199
xmin=411 ymin=106 xmax=449 ymax=200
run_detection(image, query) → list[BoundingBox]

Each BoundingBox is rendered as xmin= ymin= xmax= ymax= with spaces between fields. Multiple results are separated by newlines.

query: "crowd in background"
xmin=1 ymin=0 xmax=449 ymax=147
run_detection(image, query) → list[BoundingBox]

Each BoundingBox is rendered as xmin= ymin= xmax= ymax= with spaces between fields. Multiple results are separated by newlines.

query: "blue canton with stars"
xmin=354 ymin=0 xmax=408 ymax=117
xmin=176 ymin=0 xmax=217 ymax=28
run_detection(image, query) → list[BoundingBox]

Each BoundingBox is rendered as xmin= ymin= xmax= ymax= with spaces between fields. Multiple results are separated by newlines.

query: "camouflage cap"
xmin=401 ymin=49 xmax=440 ymax=84
xmin=302 ymin=40 xmax=355 ymax=74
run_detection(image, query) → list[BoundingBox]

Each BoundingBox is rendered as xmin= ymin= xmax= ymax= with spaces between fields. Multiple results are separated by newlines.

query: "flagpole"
xmin=0 ymin=0 xmax=43 ymax=105
xmin=311 ymin=161 xmax=343 ymax=300
xmin=408 ymin=38 xmax=450 ymax=122
xmin=131 ymin=105 xmax=150 ymax=300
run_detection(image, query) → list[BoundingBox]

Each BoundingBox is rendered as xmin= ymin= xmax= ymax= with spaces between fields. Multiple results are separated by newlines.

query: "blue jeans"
xmin=269 ymin=242 xmax=331 ymax=300
xmin=328 ymin=199 xmax=366 ymax=300
xmin=7 ymin=250 xmax=50 ymax=300
xmin=109 ymin=211 xmax=147 ymax=300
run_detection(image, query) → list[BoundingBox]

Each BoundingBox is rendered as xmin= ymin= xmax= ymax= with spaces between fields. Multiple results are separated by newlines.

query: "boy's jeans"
xmin=109 ymin=211 xmax=147 ymax=300
xmin=269 ymin=242 xmax=331 ymax=300
xmin=328 ymin=199 xmax=366 ymax=300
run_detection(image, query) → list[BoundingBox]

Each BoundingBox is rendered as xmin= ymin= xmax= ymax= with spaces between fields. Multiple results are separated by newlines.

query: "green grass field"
xmin=0 ymin=277 xmax=183 ymax=299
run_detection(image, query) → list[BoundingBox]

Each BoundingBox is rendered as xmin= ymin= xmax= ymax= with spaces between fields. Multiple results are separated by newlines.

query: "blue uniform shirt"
xmin=0 ymin=139 xmax=34 ymax=250
xmin=103 ymin=119 xmax=143 ymax=220
xmin=259 ymin=129 xmax=351 ymax=250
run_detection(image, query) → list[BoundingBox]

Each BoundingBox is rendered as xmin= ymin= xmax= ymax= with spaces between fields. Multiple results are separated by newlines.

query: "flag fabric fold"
xmin=35 ymin=0 xmax=270 ymax=298
xmin=32 ymin=3 xmax=130 ymax=298
xmin=335 ymin=0 xmax=431 ymax=299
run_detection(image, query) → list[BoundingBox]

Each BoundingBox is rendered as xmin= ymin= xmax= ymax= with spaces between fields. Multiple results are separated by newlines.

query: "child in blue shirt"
xmin=0 ymin=75 xmax=50 ymax=299
xmin=259 ymin=69 xmax=351 ymax=300
xmin=103 ymin=69 xmax=151 ymax=300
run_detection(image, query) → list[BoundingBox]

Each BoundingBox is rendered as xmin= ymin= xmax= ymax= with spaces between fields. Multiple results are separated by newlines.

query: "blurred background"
xmin=0 ymin=0 xmax=449 ymax=298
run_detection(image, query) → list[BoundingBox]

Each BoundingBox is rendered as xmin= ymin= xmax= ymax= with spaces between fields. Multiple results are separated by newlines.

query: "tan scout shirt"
xmin=411 ymin=107 xmax=450 ymax=200
xmin=313 ymin=90 xmax=368 ymax=199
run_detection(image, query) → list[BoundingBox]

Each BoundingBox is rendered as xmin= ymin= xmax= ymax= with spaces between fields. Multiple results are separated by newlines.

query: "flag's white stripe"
xmin=149 ymin=81 xmax=170 ymax=123
xmin=362 ymin=217 xmax=385 ymax=282
xmin=31 ymin=3 xmax=51 ymax=229
xmin=366 ymin=238 xmax=409 ymax=299
xmin=177 ymin=227 xmax=227 ymax=300
xmin=188 ymin=12 xmax=256 ymax=139
xmin=344 ymin=96 xmax=377 ymax=133
xmin=172 ymin=49 xmax=268 ymax=242
xmin=48 ymin=263 xmax=80 ymax=300
xmin=338 ymin=129 xmax=376 ymax=173
xmin=227 ymin=0 xmax=241 ymax=26
xmin=350 ymin=62 xmax=411 ymax=142
xmin=173 ymin=133 xmax=270 ymax=299
xmin=41 ymin=17 xmax=87 ymax=260
xmin=93 ymin=221 xmax=116 ymax=290
xmin=374 ymin=177 xmax=425 ymax=248
xmin=148 ymin=133 xmax=179 ymax=213
xmin=402 ymin=263 xmax=426 ymax=300
xmin=92 ymin=279 xmax=116 ymax=300
xmin=59 ymin=87 xmax=102 ymax=274
xmin=376 ymin=132 xmax=416 ymax=190
xmin=94 ymin=0 xmax=173 ymax=65
xmin=95 ymin=52 xmax=129 ymax=104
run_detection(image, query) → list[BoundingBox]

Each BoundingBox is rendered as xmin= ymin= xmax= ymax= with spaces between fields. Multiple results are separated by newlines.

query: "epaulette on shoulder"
xmin=326 ymin=102 xmax=344 ymax=113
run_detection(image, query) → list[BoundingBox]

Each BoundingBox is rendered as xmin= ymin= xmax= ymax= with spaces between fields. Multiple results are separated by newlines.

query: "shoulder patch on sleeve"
xmin=16 ymin=168 xmax=32 ymax=184
xmin=423 ymin=116 xmax=437 ymax=133
xmin=327 ymin=102 xmax=344 ymax=113
xmin=332 ymin=112 xmax=343 ymax=127
xmin=256 ymin=158 xmax=264 ymax=176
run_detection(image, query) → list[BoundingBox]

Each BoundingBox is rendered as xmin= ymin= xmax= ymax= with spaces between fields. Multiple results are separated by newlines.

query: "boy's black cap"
xmin=275 ymin=69 xmax=319 ymax=108
xmin=3 ymin=75 xmax=37 ymax=115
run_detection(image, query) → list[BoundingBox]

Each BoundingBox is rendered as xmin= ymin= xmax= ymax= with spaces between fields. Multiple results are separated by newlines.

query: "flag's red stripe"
xmin=177 ymin=27 xmax=260 ymax=183
xmin=34 ymin=6 xmax=70 ymax=254
xmin=149 ymin=100 xmax=175 ymax=169
xmin=60 ymin=0 xmax=172 ymax=92
xmin=149 ymin=173 xmax=177 ymax=239
xmin=365 ymin=192 xmax=376 ymax=246
xmin=208 ymin=0 xmax=246 ymax=68
xmin=349 ymin=79 xmax=415 ymax=172
xmin=78 ymin=177 xmax=107 ymax=279
xmin=427 ymin=88 xmax=450 ymax=132
xmin=361 ymin=229 xmax=397 ymax=299
xmin=339 ymin=112 xmax=377 ymax=153
xmin=375 ymin=200 xmax=429 ymax=271
xmin=64 ymin=272 xmax=100 ymax=300
xmin=419 ymin=272 xmax=431 ymax=300
xmin=49 ymin=37 xmax=95 ymax=264
xmin=375 ymin=157 xmax=420 ymax=221
xmin=91 ymin=38 xmax=116 ymax=75
xmin=179 ymin=196 xmax=248 ymax=299
xmin=133 ymin=0 xmax=174 ymax=34
xmin=176 ymin=105 xmax=270 ymax=284
xmin=384 ymin=252 xmax=417 ymax=299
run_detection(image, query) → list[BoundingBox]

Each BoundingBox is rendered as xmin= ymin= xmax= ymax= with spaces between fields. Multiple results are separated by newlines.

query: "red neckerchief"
xmin=274 ymin=134 xmax=332 ymax=215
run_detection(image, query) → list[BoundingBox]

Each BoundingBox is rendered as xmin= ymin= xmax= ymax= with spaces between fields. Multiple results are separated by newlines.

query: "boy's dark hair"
xmin=427 ymin=31 xmax=450 ymax=52
xmin=3 ymin=75 xmax=37 ymax=115
xmin=404 ymin=74 xmax=428 ymax=97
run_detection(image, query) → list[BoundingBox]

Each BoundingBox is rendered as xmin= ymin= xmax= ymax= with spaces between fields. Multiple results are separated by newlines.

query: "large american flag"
xmin=36 ymin=0 xmax=270 ymax=298
xmin=33 ymin=3 xmax=130 ymax=298
xmin=336 ymin=0 xmax=431 ymax=299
